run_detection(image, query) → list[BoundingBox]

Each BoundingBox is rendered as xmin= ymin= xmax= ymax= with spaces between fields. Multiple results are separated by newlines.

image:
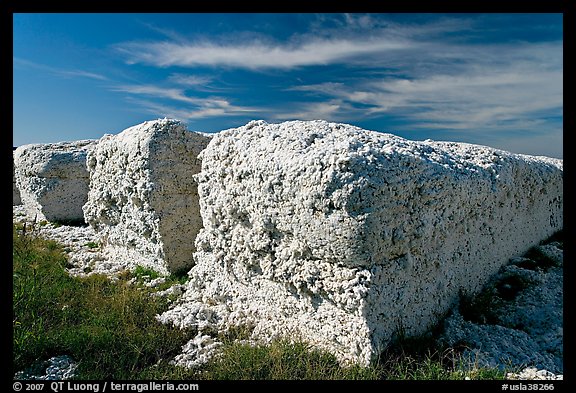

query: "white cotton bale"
xmin=13 ymin=150 xmax=22 ymax=205
xmin=82 ymin=119 xmax=212 ymax=275
xmin=14 ymin=140 xmax=97 ymax=222
xmin=160 ymin=119 xmax=562 ymax=366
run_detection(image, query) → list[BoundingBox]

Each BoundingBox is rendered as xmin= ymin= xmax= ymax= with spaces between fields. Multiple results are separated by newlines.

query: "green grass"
xmin=13 ymin=224 xmax=195 ymax=379
xmin=132 ymin=265 xmax=162 ymax=280
xmin=13 ymin=223 xmax=509 ymax=380
xmin=375 ymin=333 xmax=507 ymax=380
xmin=84 ymin=241 xmax=99 ymax=249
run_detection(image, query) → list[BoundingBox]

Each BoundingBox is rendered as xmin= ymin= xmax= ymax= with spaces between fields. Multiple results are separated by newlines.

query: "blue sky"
xmin=13 ymin=13 xmax=563 ymax=158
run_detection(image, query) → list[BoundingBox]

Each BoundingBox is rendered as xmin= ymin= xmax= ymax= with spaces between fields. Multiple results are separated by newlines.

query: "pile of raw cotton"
xmin=82 ymin=119 xmax=211 ymax=275
xmin=13 ymin=139 xmax=97 ymax=223
xmin=157 ymin=120 xmax=562 ymax=366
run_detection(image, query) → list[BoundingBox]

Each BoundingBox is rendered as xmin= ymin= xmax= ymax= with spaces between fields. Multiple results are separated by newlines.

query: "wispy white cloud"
xmin=115 ymin=37 xmax=412 ymax=70
xmin=280 ymin=35 xmax=562 ymax=134
xmin=115 ymin=83 xmax=263 ymax=120
xmin=14 ymin=54 xmax=257 ymax=121
xmin=166 ymin=73 xmax=235 ymax=93
xmin=126 ymin=96 xmax=261 ymax=121
xmin=138 ymin=20 xmax=189 ymax=42
xmin=110 ymin=84 xmax=202 ymax=104
xmin=14 ymin=57 xmax=109 ymax=80
xmin=272 ymin=99 xmax=349 ymax=121
xmin=114 ymin=14 xmax=481 ymax=71
xmin=57 ymin=69 xmax=108 ymax=81
xmin=283 ymin=68 xmax=562 ymax=131
xmin=168 ymin=73 xmax=213 ymax=86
